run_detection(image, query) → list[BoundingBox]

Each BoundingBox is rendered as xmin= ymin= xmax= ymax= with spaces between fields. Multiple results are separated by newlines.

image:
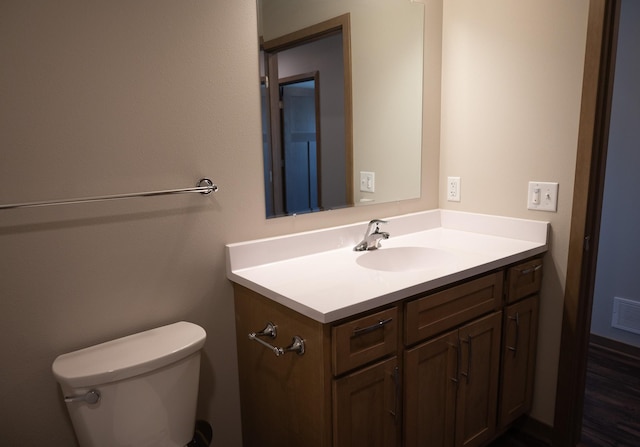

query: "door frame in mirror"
xmin=261 ymin=13 xmax=353 ymax=217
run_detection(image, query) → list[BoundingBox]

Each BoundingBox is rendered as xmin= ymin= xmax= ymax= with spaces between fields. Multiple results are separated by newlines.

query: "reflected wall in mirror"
xmin=258 ymin=0 xmax=424 ymax=218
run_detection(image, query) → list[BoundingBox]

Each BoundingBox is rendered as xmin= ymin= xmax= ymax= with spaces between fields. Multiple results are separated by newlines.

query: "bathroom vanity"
xmin=227 ymin=210 xmax=547 ymax=447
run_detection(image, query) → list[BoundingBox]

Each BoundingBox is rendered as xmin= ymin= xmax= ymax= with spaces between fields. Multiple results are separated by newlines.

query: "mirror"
xmin=258 ymin=0 xmax=424 ymax=218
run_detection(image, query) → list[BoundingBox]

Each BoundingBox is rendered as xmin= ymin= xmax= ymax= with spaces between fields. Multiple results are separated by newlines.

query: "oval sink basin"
xmin=356 ymin=247 xmax=454 ymax=272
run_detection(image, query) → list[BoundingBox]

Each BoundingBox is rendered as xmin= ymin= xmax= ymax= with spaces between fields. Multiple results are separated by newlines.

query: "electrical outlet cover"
xmin=447 ymin=177 xmax=460 ymax=202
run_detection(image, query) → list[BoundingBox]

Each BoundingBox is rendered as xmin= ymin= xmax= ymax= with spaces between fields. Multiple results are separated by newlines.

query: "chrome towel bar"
xmin=248 ymin=322 xmax=305 ymax=357
xmin=0 ymin=178 xmax=218 ymax=210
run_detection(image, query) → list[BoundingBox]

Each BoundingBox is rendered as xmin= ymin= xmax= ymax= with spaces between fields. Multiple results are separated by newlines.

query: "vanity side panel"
xmin=233 ymin=285 xmax=332 ymax=447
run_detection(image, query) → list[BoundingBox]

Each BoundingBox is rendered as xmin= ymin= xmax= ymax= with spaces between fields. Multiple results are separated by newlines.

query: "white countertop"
xmin=226 ymin=210 xmax=549 ymax=323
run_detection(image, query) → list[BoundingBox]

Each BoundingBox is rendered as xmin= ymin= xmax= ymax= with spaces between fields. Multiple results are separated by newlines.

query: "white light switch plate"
xmin=360 ymin=171 xmax=375 ymax=193
xmin=527 ymin=181 xmax=558 ymax=212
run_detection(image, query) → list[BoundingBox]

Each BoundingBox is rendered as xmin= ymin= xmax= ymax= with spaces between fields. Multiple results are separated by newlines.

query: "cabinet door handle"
xmin=389 ymin=366 xmax=400 ymax=423
xmin=461 ymin=335 xmax=472 ymax=383
xmin=448 ymin=339 xmax=460 ymax=385
xmin=352 ymin=317 xmax=393 ymax=337
xmin=507 ymin=312 xmax=520 ymax=357
xmin=520 ymin=264 xmax=543 ymax=275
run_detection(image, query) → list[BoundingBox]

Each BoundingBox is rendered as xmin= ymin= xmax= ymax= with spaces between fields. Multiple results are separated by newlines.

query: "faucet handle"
xmin=355 ymin=219 xmax=389 ymax=251
xmin=369 ymin=219 xmax=387 ymax=233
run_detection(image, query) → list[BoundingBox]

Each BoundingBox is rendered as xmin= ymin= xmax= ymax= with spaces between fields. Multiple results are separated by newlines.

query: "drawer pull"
xmin=520 ymin=264 xmax=542 ymax=275
xmin=248 ymin=322 xmax=305 ymax=357
xmin=352 ymin=318 xmax=393 ymax=337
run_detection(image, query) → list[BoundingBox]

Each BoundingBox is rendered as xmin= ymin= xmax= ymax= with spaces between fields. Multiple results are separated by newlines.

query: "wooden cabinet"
xmin=455 ymin=313 xmax=502 ymax=447
xmin=499 ymin=277 xmax=540 ymax=427
xmin=233 ymin=257 xmax=543 ymax=447
xmin=505 ymin=258 xmax=543 ymax=304
xmin=234 ymin=285 xmax=400 ymax=447
xmin=333 ymin=357 xmax=400 ymax=447
xmin=404 ymin=330 xmax=458 ymax=447
xmin=405 ymin=272 xmax=503 ymax=345
xmin=404 ymin=312 xmax=502 ymax=447
xmin=234 ymin=286 xmax=332 ymax=447
xmin=332 ymin=308 xmax=401 ymax=447
xmin=332 ymin=307 xmax=398 ymax=376
xmin=496 ymin=260 xmax=542 ymax=429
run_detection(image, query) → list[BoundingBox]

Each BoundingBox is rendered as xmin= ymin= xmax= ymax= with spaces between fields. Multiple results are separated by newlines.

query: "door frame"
xmin=553 ymin=0 xmax=620 ymax=445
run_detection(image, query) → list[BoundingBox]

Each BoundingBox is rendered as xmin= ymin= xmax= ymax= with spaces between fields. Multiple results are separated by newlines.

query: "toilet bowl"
xmin=52 ymin=321 xmax=206 ymax=447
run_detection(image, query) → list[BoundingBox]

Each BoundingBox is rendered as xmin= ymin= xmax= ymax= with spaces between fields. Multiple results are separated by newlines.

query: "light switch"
xmin=360 ymin=171 xmax=375 ymax=193
xmin=527 ymin=181 xmax=558 ymax=212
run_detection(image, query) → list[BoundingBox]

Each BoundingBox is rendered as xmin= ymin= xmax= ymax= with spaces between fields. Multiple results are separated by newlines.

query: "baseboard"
xmin=590 ymin=333 xmax=640 ymax=359
xmin=515 ymin=416 xmax=553 ymax=446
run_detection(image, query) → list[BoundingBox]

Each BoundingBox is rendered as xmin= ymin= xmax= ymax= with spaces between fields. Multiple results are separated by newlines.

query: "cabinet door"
xmin=404 ymin=330 xmax=459 ymax=447
xmin=333 ymin=357 xmax=400 ymax=447
xmin=456 ymin=312 xmax=502 ymax=447
xmin=499 ymin=295 xmax=539 ymax=428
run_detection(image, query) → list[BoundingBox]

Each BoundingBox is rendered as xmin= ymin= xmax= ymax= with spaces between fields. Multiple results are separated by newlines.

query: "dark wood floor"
xmin=580 ymin=342 xmax=640 ymax=447
xmin=489 ymin=340 xmax=640 ymax=447
xmin=489 ymin=428 xmax=549 ymax=447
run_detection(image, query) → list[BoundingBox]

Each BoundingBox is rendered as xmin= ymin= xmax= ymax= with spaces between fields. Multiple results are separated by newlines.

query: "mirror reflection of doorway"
xmin=280 ymin=75 xmax=320 ymax=214
xmin=260 ymin=14 xmax=352 ymax=218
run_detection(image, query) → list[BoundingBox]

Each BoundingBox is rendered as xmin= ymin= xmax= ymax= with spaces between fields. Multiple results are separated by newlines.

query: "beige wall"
xmin=0 ymin=0 xmax=590 ymax=444
xmin=440 ymin=0 xmax=590 ymax=426
xmin=0 ymin=1 xmax=439 ymax=445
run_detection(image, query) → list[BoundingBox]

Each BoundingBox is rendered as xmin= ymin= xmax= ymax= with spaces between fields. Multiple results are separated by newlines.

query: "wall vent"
xmin=611 ymin=297 xmax=640 ymax=335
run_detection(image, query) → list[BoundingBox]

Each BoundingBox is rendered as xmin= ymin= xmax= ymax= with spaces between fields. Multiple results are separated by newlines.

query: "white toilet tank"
xmin=52 ymin=321 xmax=206 ymax=447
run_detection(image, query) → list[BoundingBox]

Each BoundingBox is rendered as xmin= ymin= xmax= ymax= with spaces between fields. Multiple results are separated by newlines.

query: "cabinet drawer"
xmin=332 ymin=307 xmax=398 ymax=376
xmin=506 ymin=258 xmax=543 ymax=303
xmin=404 ymin=272 xmax=503 ymax=346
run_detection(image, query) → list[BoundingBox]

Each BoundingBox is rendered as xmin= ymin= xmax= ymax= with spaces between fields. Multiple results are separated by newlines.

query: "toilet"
xmin=52 ymin=321 xmax=207 ymax=447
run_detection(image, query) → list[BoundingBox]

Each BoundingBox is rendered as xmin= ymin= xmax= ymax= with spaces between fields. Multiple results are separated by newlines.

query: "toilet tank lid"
xmin=52 ymin=321 xmax=206 ymax=388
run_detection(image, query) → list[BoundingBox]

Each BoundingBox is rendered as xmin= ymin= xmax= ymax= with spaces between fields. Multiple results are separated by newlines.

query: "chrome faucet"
xmin=354 ymin=219 xmax=390 ymax=251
